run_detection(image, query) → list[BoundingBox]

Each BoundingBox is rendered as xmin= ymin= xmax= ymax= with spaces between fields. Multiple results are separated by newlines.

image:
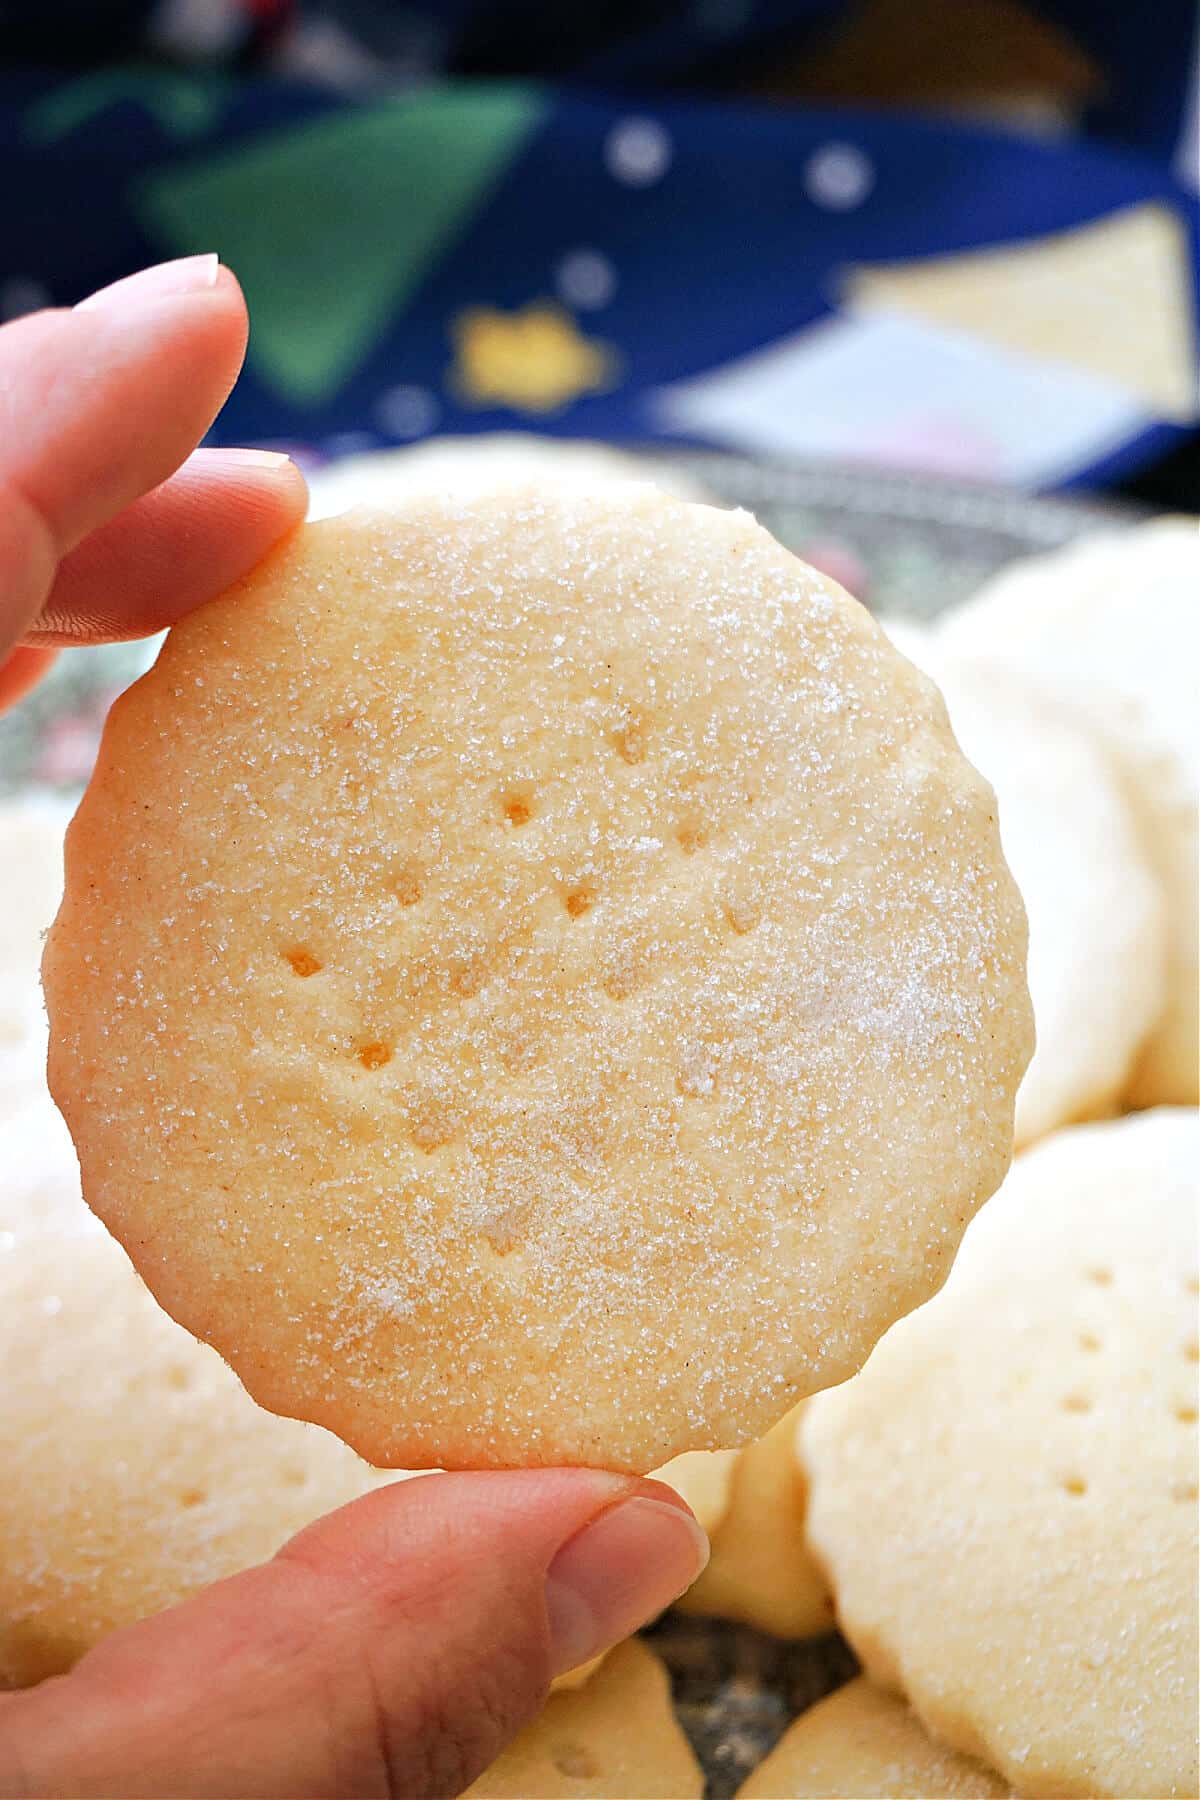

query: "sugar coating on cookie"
xmin=679 ymin=1402 xmax=832 ymax=1639
xmin=0 ymin=1226 xmax=405 ymax=1688
xmin=802 ymin=1109 xmax=1200 ymax=1800
xmin=45 ymin=490 xmax=1032 ymax=1471
xmin=882 ymin=623 xmax=1166 ymax=1146
xmin=464 ymin=1637 xmax=703 ymax=1799
xmin=938 ymin=518 xmax=1198 ymax=1107
xmin=735 ymin=1678 xmax=1011 ymax=1798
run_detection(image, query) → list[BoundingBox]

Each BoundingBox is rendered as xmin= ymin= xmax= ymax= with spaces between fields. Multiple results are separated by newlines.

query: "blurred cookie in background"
xmin=679 ymin=1404 xmax=833 ymax=1641
xmin=881 ymin=619 xmax=1167 ymax=1144
xmin=306 ymin=434 xmax=713 ymax=521
xmin=938 ymin=517 xmax=1199 ymax=1107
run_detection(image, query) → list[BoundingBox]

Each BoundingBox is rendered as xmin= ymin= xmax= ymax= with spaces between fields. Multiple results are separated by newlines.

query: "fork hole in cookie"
xmin=723 ymin=898 xmax=760 ymax=935
xmin=284 ymin=946 xmax=322 ymax=978
xmin=1077 ymin=1331 xmax=1103 ymax=1353
xmin=1172 ymin=1481 xmax=1199 ymax=1504
xmin=1061 ymin=1393 xmax=1092 ymax=1414
xmin=165 ymin=1364 xmax=192 ymax=1392
xmin=1185 ymin=1340 xmax=1199 ymax=1365
xmin=1060 ymin=1475 xmax=1088 ymax=1498
xmin=1084 ymin=1266 xmax=1112 ymax=1287
xmin=280 ymin=1464 xmax=308 ymax=1489
xmin=563 ymin=883 xmax=596 ymax=919
xmin=500 ymin=789 xmax=535 ymax=828
xmin=357 ymin=1041 xmax=393 ymax=1072
xmin=675 ymin=816 xmax=709 ymax=856
xmin=392 ymin=864 xmax=423 ymax=907
xmin=178 ymin=1487 xmax=207 ymax=1509
xmin=552 ymin=1745 xmax=599 ymax=1781
xmin=1174 ymin=1404 xmax=1198 ymax=1425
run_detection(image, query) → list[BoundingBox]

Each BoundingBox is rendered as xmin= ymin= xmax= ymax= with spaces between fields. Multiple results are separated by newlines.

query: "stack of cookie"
xmin=2 ymin=477 xmax=1195 ymax=1797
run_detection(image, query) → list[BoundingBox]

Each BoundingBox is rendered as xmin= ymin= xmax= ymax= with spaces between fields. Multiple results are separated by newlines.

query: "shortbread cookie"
xmin=679 ymin=1404 xmax=832 ymax=1638
xmin=883 ymin=621 xmax=1166 ymax=1144
xmin=0 ymin=1227 xmax=403 ymax=1688
xmin=45 ymin=490 xmax=1032 ymax=1471
xmin=736 ymin=1679 xmax=1011 ymax=1798
xmin=802 ymin=1110 xmax=1200 ymax=1799
xmin=465 ymin=1637 xmax=703 ymax=1798
xmin=938 ymin=518 xmax=1198 ymax=1106
xmin=306 ymin=434 xmax=708 ymax=520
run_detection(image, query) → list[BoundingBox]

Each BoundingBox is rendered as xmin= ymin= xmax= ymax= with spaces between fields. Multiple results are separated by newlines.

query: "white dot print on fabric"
xmin=804 ymin=143 xmax=876 ymax=211
xmin=374 ymin=385 xmax=440 ymax=440
xmin=605 ymin=117 xmax=674 ymax=187
xmin=555 ymin=249 xmax=618 ymax=311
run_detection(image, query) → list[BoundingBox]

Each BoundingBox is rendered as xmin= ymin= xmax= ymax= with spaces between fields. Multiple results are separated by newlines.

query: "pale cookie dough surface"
xmin=938 ymin=517 xmax=1199 ymax=1106
xmin=802 ymin=1109 xmax=1200 ymax=1800
xmin=736 ymin=1678 xmax=1012 ymax=1798
xmin=883 ymin=620 xmax=1167 ymax=1145
xmin=0 ymin=1227 xmax=403 ymax=1688
xmin=679 ymin=1403 xmax=832 ymax=1639
xmin=463 ymin=1636 xmax=703 ymax=1799
xmin=306 ymin=434 xmax=708 ymax=520
xmin=45 ymin=490 xmax=1031 ymax=1472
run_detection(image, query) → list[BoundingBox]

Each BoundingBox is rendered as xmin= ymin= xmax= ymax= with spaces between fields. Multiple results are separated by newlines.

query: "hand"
xmin=0 ymin=258 xmax=708 ymax=1795
xmin=0 ymin=253 xmax=308 ymax=709
xmin=0 ymin=1471 xmax=706 ymax=1797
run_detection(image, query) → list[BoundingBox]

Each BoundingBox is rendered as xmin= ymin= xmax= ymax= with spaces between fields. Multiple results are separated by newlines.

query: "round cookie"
xmin=679 ymin=1403 xmax=832 ymax=1639
xmin=0 ymin=1226 xmax=404 ymax=1688
xmin=882 ymin=620 xmax=1167 ymax=1145
xmin=464 ymin=1636 xmax=703 ymax=1799
xmin=801 ymin=1109 xmax=1200 ymax=1800
xmin=938 ymin=517 xmax=1198 ymax=1106
xmin=45 ymin=489 xmax=1032 ymax=1472
xmin=735 ymin=1679 xmax=1011 ymax=1798
xmin=306 ymin=433 xmax=709 ymax=521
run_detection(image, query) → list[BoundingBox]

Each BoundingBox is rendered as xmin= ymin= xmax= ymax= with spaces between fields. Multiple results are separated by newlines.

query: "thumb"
xmin=0 ymin=1468 xmax=709 ymax=1800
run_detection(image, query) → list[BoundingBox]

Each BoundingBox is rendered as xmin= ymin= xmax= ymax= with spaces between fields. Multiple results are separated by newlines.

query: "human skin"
xmin=0 ymin=257 xmax=708 ymax=1799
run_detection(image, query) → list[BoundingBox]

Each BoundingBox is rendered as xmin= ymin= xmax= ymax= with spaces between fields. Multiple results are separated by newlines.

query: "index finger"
xmin=0 ymin=256 xmax=251 ymax=657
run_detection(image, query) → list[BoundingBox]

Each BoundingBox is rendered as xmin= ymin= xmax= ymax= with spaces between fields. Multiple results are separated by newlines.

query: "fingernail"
xmin=77 ymin=255 xmax=221 ymax=314
xmin=544 ymin=1496 xmax=710 ymax=1675
xmin=195 ymin=447 xmax=294 ymax=472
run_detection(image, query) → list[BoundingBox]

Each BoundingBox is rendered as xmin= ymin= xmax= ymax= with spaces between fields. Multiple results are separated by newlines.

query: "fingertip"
xmin=29 ymin=448 xmax=310 ymax=644
xmin=0 ymin=645 xmax=58 ymax=711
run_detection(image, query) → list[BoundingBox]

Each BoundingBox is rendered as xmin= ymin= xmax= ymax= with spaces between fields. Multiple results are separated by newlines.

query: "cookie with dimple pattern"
xmin=44 ymin=489 xmax=1032 ymax=1471
xmin=0 ymin=1226 xmax=407 ymax=1689
xmin=802 ymin=1109 xmax=1200 ymax=1800
xmin=735 ymin=1678 xmax=1012 ymax=1798
xmin=464 ymin=1636 xmax=703 ymax=1799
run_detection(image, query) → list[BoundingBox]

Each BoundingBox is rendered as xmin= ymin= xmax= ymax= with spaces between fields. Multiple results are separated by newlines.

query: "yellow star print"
xmin=450 ymin=302 xmax=618 ymax=413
